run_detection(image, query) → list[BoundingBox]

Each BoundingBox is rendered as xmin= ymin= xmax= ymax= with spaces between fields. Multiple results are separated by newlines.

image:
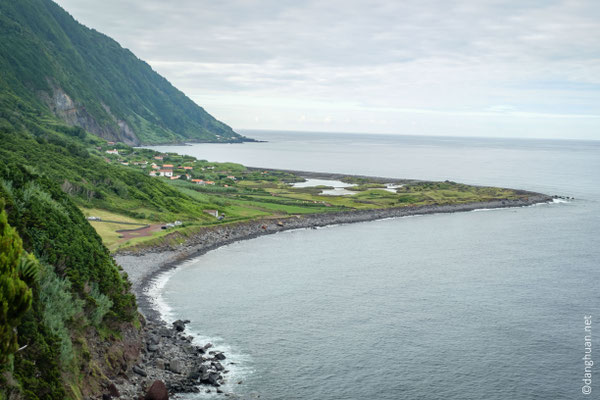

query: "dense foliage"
xmin=0 ymin=207 xmax=32 ymax=364
xmin=0 ymin=158 xmax=139 ymax=398
xmin=0 ymin=0 xmax=245 ymax=144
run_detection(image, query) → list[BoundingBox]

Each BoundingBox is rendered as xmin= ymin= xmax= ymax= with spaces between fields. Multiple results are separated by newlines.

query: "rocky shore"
xmin=106 ymin=318 xmax=251 ymax=399
xmin=112 ymin=192 xmax=552 ymax=398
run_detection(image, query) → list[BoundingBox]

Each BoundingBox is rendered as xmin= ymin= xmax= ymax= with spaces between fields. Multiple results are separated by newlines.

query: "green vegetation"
xmin=0 ymin=1 xmax=537 ymax=398
xmin=0 ymin=0 xmax=247 ymax=145
xmin=0 ymin=154 xmax=138 ymax=399
xmin=0 ymin=207 xmax=33 ymax=364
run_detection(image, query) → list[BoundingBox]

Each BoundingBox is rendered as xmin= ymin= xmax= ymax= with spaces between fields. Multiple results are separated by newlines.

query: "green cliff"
xmin=0 ymin=0 xmax=248 ymax=145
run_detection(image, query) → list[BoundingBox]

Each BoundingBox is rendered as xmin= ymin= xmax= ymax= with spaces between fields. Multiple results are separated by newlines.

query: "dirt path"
xmin=117 ymin=224 xmax=164 ymax=242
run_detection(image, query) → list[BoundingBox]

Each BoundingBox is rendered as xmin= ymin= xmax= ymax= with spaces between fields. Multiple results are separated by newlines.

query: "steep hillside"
xmin=0 ymin=0 xmax=248 ymax=145
xmin=0 ymin=138 xmax=142 ymax=399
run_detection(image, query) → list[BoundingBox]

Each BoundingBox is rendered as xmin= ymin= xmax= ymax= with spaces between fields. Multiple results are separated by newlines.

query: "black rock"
xmin=208 ymin=372 xmax=221 ymax=387
xmin=215 ymin=352 xmax=226 ymax=361
xmin=133 ymin=365 xmax=147 ymax=377
xmin=212 ymin=361 xmax=224 ymax=371
xmin=173 ymin=320 xmax=186 ymax=332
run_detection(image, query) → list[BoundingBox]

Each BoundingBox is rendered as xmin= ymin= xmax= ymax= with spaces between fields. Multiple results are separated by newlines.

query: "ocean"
xmin=147 ymin=131 xmax=600 ymax=399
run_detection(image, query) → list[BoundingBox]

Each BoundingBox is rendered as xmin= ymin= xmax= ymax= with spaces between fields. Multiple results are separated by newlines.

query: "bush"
xmin=38 ymin=262 xmax=83 ymax=364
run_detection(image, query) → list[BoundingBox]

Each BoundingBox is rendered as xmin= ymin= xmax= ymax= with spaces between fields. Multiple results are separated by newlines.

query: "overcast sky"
xmin=54 ymin=0 xmax=600 ymax=139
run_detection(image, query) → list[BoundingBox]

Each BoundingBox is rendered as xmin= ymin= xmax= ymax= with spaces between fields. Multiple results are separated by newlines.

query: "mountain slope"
xmin=0 ymin=0 xmax=247 ymax=145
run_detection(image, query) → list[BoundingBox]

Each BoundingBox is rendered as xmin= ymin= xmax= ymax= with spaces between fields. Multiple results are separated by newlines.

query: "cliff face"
xmin=41 ymin=85 xmax=140 ymax=145
xmin=0 ymin=0 xmax=249 ymax=144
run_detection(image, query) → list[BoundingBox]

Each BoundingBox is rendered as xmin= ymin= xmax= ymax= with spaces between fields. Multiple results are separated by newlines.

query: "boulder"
xmin=144 ymin=380 xmax=168 ymax=400
xmin=172 ymin=320 xmax=186 ymax=332
xmin=147 ymin=344 xmax=159 ymax=352
xmin=199 ymin=364 xmax=210 ymax=374
xmin=169 ymin=359 xmax=184 ymax=374
xmin=212 ymin=361 xmax=224 ymax=371
xmin=214 ymin=352 xmax=226 ymax=361
xmin=132 ymin=366 xmax=147 ymax=377
xmin=207 ymin=372 xmax=221 ymax=387
xmin=159 ymin=328 xmax=173 ymax=337
xmin=200 ymin=371 xmax=210 ymax=382
xmin=108 ymin=382 xmax=120 ymax=397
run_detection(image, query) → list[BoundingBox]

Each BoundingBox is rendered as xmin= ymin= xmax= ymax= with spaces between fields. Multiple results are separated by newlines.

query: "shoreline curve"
xmin=114 ymin=192 xmax=552 ymax=323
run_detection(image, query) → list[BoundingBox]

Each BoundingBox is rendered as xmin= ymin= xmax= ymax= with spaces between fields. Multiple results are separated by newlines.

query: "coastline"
xmin=115 ymin=192 xmax=552 ymax=322
xmin=111 ymin=192 xmax=553 ymax=397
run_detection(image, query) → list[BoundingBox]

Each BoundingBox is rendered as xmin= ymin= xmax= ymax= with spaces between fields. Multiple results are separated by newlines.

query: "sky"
xmin=54 ymin=0 xmax=600 ymax=139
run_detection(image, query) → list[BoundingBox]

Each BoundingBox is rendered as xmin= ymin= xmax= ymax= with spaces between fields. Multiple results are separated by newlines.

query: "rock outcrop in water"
xmin=110 ymin=318 xmax=241 ymax=398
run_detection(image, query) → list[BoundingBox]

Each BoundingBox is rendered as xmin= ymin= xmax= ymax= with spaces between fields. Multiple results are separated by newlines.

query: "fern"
xmin=17 ymin=254 xmax=39 ymax=286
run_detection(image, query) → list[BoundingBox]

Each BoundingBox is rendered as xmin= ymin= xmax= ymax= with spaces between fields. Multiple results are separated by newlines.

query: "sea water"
xmin=148 ymin=131 xmax=600 ymax=399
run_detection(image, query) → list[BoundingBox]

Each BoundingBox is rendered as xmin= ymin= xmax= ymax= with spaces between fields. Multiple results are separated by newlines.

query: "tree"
xmin=0 ymin=205 xmax=32 ymax=363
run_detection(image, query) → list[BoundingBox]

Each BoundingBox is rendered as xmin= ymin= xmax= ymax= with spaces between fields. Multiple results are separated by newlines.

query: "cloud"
xmin=54 ymin=0 xmax=600 ymax=139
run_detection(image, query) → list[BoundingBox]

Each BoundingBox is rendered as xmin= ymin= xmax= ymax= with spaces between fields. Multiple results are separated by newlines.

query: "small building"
xmin=106 ymin=149 xmax=119 ymax=155
xmin=154 ymin=156 xmax=163 ymax=160
xmin=158 ymin=169 xmax=173 ymax=177
xmin=170 ymin=175 xmax=181 ymax=180
xmin=226 ymin=175 xmax=237 ymax=180
xmin=121 ymin=162 xmax=129 ymax=166
xmin=163 ymin=164 xmax=174 ymax=169
xmin=205 ymin=181 xmax=215 ymax=185
xmin=191 ymin=179 xmax=205 ymax=185
xmin=203 ymin=209 xmax=219 ymax=218
xmin=149 ymin=171 xmax=158 ymax=177
xmin=183 ymin=166 xmax=193 ymax=170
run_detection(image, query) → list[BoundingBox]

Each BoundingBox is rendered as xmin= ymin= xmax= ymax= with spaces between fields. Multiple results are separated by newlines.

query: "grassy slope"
xmin=0 ymin=0 xmax=244 ymax=144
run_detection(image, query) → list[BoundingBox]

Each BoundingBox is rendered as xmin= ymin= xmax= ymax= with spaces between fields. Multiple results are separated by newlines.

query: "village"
xmin=100 ymin=142 xmax=247 ymax=187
